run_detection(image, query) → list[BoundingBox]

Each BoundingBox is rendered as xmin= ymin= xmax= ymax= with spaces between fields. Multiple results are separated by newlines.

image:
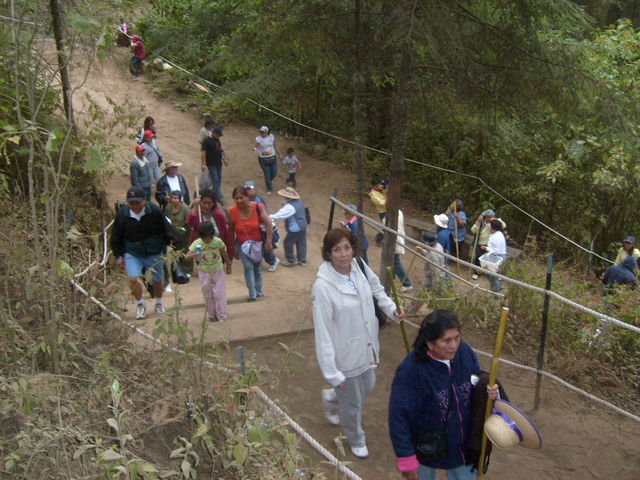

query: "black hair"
xmin=169 ymin=190 xmax=182 ymax=198
xmin=204 ymin=119 xmax=215 ymax=128
xmin=413 ymin=310 xmax=462 ymax=360
xmin=198 ymin=221 xmax=215 ymax=237
xmin=231 ymin=185 xmax=248 ymax=199
xmin=489 ymin=219 xmax=503 ymax=231
xmin=454 ymin=199 xmax=464 ymax=210
xmin=287 ymin=147 xmax=294 ymax=154
xmin=200 ymin=189 xmax=218 ymax=203
xmin=143 ymin=116 xmax=154 ymax=130
xmin=371 ymin=176 xmax=381 ymax=186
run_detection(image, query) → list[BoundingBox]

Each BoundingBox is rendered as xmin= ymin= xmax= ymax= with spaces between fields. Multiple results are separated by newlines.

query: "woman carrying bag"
xmin=312 ymin=228 xmax=404 ymax=459
xmin=228 ymin=185 xmax=273 ymax=302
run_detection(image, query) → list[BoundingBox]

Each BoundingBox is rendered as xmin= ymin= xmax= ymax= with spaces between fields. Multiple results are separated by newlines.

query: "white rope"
xmin=69 ymin=278 xmax=363 ymax=480
xmin=402 ymin=318 xmax=639 ymax=424
xmin=334 ymin=198 xmax=640 ymax=335
xmin=74 ymin=219 xmax=114 ymax=278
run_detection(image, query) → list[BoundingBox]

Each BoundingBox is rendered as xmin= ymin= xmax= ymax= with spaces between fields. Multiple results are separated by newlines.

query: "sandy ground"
xmin=74 ymin=48 xmax=640 ymax=479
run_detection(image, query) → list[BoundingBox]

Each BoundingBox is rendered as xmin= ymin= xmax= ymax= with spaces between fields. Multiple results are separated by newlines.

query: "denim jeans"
xmin=393 ymin=254 xmax=412 ymax=287
xmin=207 ymin=164 xmax=223 ymax=201
xmin=238 ymin=245 xmax=263 ymax=300
xmin=284 ymin=229 xmax=307 ymax=263
xmin=488 ymin=254 xmax=507 ymax=292
xmin=258 ymin=156 xmax=278 ymax=192
xmin=418 ymin=464 xmax=477 ymax=480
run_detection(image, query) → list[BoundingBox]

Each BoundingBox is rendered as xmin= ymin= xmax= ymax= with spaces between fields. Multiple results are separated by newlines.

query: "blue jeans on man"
xmin=258 ymin=156 xmax=278 ymax=193
xmin=207 ymin=164 xmax=223 ymax=201
xmin=393 ymin=254 xmax=412 ymax=287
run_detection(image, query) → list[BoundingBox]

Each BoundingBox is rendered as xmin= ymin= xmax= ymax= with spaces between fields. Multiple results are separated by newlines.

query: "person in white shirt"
xmin=481 ymin=219 xmax=507 ymax=292
xmin=253 ymin=125 xmax=281 ymax=195
xmin=269 ymin=187 xmax=307 ymax=266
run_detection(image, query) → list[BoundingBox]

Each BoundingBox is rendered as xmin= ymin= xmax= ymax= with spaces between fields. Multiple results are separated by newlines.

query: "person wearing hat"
xmin=141 ymin=129 xmax=162 ymax=183
xmin=602 ymin=255 xmax=637 ymax=294
xmin=253 ymin=126 xmax=281 ymax=195
xmin=340 ymin=204 xmax=369 ymax=265
xmin=130 ymin=144 xmax=152 ymax=201
xmin=110 ymin=186 xmax=176 ymax=319
xmin=434 ymin=213 xmax=451 ymax=256
xmin=409 ymin=232 xmax=447 ymax=313
xmin=269 ymin=187 xmax=308 ymax=266
xmin=613 ymin=235 xmax=640 ymax=265
xmin=389 ymin=310 xmax=499 ymax=480
xmin=369 ymin=176 xmax=387 ymax=246
xmin=245 ymin=180 xmax=280 ymax=272
xmin=130 ymin=34 xmax=145 ymax=77
xmin=155 ymin=161 xmax=190 ymax=208
xmin=201 ymin=126 xmax=227 ymax=202
xmin=470 ymin=210 xmax=506 ymax=280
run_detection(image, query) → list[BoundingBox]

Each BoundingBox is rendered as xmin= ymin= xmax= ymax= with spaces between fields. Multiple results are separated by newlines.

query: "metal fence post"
xmin=534 ymin=253 xmax=553 ymax=409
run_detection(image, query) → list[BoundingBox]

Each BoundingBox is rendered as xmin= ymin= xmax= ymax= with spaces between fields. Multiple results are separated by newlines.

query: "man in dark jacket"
xmin=201 ymin=127 xmax=226 ymax=202
xmin=603 ymin=255 xmax=636 ymax=294
xmin=111 ymin=186 xmax=176 ymax=319
xmin=155 ymin=161 xmax=190 ymax=208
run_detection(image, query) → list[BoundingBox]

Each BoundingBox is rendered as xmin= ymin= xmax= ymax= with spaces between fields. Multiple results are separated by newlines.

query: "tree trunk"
xmin=49 ymin=0 xmax=76 ymax=131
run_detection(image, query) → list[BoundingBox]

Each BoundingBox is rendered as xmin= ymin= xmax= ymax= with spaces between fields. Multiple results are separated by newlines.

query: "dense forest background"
xmin=137 ymin=0 xmax=640 ymax=264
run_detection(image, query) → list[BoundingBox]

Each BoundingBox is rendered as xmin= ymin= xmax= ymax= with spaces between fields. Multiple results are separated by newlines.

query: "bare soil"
xmin=77 ymin=48 xmax=640 ymax=479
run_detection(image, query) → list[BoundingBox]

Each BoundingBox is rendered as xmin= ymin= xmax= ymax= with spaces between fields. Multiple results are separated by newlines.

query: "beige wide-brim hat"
xmin=277 ymin=187 xmax=300 ymax=200
xmin=163 ymin=161 xmax=182 ymax=170
xmin=434 ymin=213 xmax=449 ymax=229
xmin=484 ymin=399 xmax=542 ymax=450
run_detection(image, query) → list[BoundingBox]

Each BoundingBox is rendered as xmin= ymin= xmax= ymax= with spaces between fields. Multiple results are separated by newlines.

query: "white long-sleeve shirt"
xmin=487 ymin=231 xmax=507 ymax=255
xmin=269 ymin=203 xmax=295 ymax=221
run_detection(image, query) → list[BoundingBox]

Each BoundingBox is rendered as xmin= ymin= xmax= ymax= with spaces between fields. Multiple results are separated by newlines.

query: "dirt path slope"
xmin=75 ymin=48 xmax=640 ymax=480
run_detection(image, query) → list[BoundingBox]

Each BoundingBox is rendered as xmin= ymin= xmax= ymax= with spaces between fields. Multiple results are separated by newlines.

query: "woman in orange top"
xmin=228 ymin=186 xmax=273 ymax=301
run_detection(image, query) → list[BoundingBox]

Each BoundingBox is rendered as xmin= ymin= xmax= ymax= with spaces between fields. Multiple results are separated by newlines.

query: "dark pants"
xmin=375 ymin=212 xmax=386 ymax=245
xmin=393 ymin=254 xmax=412 ymax=287
xmin=287 ymin=172 xmax=297 ymax=188
xmin=258 ymin=156 xmax=278 ymax=193
xmin=207 ymin=164 xmax=223 ymax=201
xmin=130 ymin=56 xmax=143 ymax=76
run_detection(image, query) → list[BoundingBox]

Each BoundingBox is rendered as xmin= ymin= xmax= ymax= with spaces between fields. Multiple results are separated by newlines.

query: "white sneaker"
xmin=471 ymin=274 xmax=479 ymax=280
xmin=135 ymin=303 xmax=146 ymax=319
xmin=350 ymin=445 xmax=369 ymax=458
xmin=325 ymin=411 xmax=340 ymax=426
xmin=399 ymin=285 xmax=413 ymax=293
xmin=155 ymin=303 xmax=165 ymax=314
xmin=268 ymin=257 xmax=280 ymax=272
xmin=164 ymin=284 xmax=173 ymax=293
xmin=321 ymin=388 xmax=337 ymax=403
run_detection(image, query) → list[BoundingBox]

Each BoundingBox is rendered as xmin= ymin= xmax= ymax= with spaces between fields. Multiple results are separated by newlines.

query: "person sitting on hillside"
xmin=470 ymin=209 xmax=506 ymax=280
xmin=614 ymin=236 xmax=640 ymax=265
xmin=156 ymin=161 xmax=190 ymax=208
xmin=602 ymin=255 xmax=637 ymax=294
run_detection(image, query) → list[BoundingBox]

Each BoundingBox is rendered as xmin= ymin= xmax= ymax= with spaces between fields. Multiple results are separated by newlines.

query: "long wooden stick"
xmin=195 ymin=175 xmax=202 ymax=222
xmin=453 ymin=202 xmax=461 ymax=274
xmin=477 ymin=307 xmax=509 ymax=479
xmin=386 ymin=266 xmax=411 ymax=354
xmin=469 ymin=219 xmax=482 ymax=279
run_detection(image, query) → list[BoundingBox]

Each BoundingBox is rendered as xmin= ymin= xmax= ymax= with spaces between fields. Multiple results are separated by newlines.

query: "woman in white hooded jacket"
xmin=312 ymin=228 xmax=404 ymax=459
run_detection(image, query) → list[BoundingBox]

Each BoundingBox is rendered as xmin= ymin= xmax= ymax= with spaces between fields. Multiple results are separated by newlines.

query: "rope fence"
xmin=334 ymin=197 xmax=640 ymax=335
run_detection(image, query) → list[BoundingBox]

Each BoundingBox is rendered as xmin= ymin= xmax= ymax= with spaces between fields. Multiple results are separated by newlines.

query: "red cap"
xmin=135 ymin=144 xmax=145 ymax=152
xmin=143 ymin=129 xmax=155 ymax=138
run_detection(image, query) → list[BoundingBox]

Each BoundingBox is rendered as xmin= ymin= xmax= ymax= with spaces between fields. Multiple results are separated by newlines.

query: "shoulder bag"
xmin=355 ymin=257 xmax=387 ymax=328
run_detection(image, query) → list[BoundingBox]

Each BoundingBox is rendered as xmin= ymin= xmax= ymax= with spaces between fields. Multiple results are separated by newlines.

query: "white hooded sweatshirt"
xmin=312 ymin=258 xmax=398 ymax=387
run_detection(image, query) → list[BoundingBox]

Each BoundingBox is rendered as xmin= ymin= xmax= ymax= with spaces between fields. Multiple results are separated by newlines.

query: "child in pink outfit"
xmin=186 ymin=222 xmax=231 ymax=322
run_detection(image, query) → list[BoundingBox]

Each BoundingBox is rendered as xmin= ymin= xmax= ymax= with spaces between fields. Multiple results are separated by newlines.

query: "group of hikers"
xmin=113 ymin=116 xmax=307 ymax=322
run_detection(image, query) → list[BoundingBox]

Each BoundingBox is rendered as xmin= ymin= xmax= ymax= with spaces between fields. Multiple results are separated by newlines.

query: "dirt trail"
xmin=76 ymin=48 xmax=640 ymax=479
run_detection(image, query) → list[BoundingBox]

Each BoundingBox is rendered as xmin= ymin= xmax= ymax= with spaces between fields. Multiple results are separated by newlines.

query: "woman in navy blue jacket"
xmin=388 ymin=310 xmax=497 ymax=480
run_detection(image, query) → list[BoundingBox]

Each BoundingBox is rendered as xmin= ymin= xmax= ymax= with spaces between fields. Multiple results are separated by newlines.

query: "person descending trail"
xmin=130 ymin=34 xmax=146 ymax=78
xmin=253 ymin=126 xmax=281 ymax=195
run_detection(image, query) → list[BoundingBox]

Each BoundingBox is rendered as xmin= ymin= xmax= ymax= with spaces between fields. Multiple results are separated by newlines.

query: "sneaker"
xmin=399 ymin=285 xmax=413 ymax=293
xmin=471 ymin=274 xmax=479 ymax=280
xmin=350 ymin=445 xmax=369 ymax=458
xmin=280 ymin=259 xmax=298 ymax=267
xmin=267 ymin=190 xmax=272 ymax=196
xmin=135 ymin=303 xmax=146 ymax=319
xmin=247 ymin=297 xmax=256 ymax=302
xmin=268 ymin=257 xmax=280 ymax=272
xmin=164 ymin=284 xmax=173 ymax=293
xmin=209 ymin=316 xmax=219 ymax=322
xmin=155 ymin=303 xmax=165 ymax=314
xmin=325 ymin=411 xmax=341 ymax=426
xmin=299 ymin=261 xmax=307 ymax=266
